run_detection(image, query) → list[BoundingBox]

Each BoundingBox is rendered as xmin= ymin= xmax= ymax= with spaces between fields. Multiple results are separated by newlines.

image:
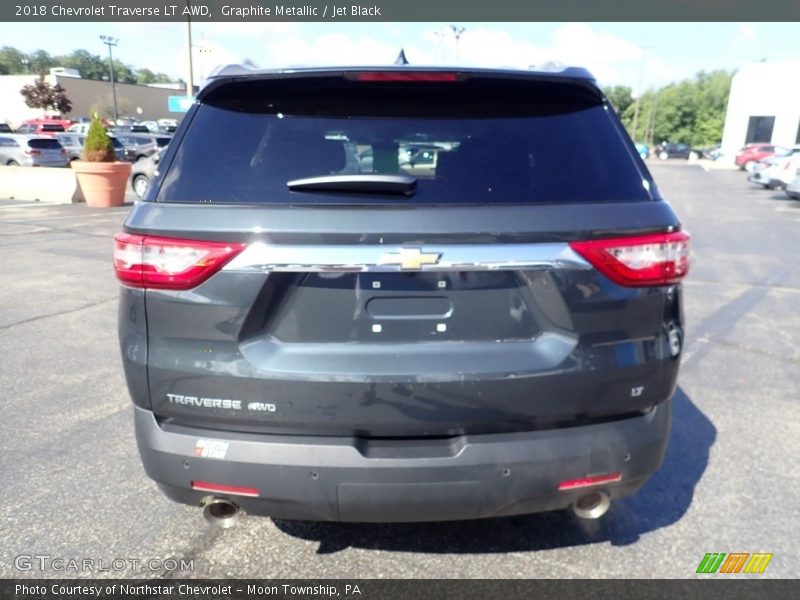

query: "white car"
xmin=748 ymin=148 xmax=800 ymax=190
xmin=786 ymin=170 xmax=800 ymax=200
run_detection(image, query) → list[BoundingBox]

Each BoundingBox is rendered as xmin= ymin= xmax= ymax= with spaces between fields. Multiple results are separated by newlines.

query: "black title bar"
xmin=3 ymin=0 xmax=800 ymax=21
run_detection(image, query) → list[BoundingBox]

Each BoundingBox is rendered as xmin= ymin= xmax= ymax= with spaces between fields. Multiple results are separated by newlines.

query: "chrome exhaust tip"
xmin=571 ymin=491 xmax=611 ymax=519
xmin=202 ymin=497 xmax=240 ymax=528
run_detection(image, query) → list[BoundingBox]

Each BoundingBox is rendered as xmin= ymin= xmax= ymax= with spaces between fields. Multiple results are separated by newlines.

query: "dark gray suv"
xmin=115 ymin=65 xmax=690 ymax=524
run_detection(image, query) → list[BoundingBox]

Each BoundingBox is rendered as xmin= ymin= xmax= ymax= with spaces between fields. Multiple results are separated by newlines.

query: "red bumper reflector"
xmin=191 ymin=481 xmax=260 ymax=497
xmin=558 ymin=472 xmax=622 ymax=491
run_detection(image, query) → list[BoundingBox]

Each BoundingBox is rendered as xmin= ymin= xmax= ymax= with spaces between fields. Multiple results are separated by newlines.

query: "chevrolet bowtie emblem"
xmin=377 ymin=248 xmax=442 ymax=270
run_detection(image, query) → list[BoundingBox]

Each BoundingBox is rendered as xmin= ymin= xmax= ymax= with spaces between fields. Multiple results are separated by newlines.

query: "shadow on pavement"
xmin=272 ymin=386 xmax=715 ymax=554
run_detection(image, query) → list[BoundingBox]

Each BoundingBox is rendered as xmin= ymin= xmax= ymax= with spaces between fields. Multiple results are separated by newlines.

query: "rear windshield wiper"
xmin=287 ymin=174 xmax=417 ymax=196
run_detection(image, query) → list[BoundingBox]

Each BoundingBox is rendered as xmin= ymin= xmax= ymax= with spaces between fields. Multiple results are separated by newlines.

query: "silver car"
xmin=130 ymin=148 xmax=163 ymax=198
xmin=115 ymin=134 xmax=171 ymax=162
xmin=57 ymin=133 xmax=127 ymax=162
xmin=0 ymin=134 xmax=68 ymax=167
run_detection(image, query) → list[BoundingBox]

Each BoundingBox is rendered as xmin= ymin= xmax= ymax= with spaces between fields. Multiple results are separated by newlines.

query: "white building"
xmin=720 ymin=60 xmax=800 ymax=164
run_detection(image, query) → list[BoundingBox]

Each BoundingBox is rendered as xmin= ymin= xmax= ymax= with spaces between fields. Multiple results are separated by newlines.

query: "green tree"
xmin=0 ymin=45 xmax=29 ymax=74
xmin=28 ymin=49 xmax=55 ymax=74
xmin=55 ymin=49 xmax=108 ymax=80
xmin=82 ymin=115 xmax=115 ymax=162
xmin=604 ymin=85 xmax=633 ymax=118
xmin=19 ymin=73 xmax=72 ymax=115
xmin=136 ymin=68 xmax=158 ymax=84
xmin=621 ymin=70 xmax=733 ymax=147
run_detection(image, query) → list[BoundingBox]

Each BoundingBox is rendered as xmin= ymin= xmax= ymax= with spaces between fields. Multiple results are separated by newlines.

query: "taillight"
xmin=569 ymin=231 xmax=690 ymax=287
xmin=351 ymin=72 xmax=459 ymax=82
xmin=113 ymin=233 xmax=245 ymax=290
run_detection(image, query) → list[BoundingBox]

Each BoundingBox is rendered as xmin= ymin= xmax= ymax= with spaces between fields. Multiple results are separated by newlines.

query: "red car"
xmin=16 ymin=117 xmax=73 ymax=136
xmin=735 ymin=143 xmax=786 ymax=171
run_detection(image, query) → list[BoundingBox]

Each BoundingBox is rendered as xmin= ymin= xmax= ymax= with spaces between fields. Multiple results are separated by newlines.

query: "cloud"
xmin=263 ymin=33 xmax=427 ymax=68
xmin=130 ymin=22 xmax=680 ymax=89
xmin=732 ymin=23 xmax=757 ymax=45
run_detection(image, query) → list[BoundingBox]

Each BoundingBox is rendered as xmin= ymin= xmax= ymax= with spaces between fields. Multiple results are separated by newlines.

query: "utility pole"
xmin=185 ymin=1 xmax=194 ymax=95
xmin=647 ymin=92 xmax=659 ymax=147
xmin=450 ymin=25 xmax=465 ymax=63
xmin=630 ymin=46 xmax=650 ymax=143
xmin=433 ymin=29 xmax=447 ymax=62
xmin=99 ymin=35 xmax=119 ymax=124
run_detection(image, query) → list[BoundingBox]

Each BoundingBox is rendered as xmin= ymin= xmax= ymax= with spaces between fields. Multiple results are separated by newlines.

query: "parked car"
xmin=130 ymin=148 xmax=163 ymax=198
xmin=747 ymin=147 xmax=800 ymax=190
xmin=785 ymin=170 xmax=800 ymax=200
xmin=114 ymin=134 xmax=171 ymax=162
xmin=115 ymin=64 xmax=690 ymax=525
xmin=735 ymin=143 xmax=787 ymax=171
xmin=57 ymin=133 xmax=126 ymax=162
xmin=701 ymin=145 xmax=723 ymax=161
xmin=15 ymin=121 xmax=67 ymax=136
xmin=0 ymin=123 xmax=12 ymax=133
xmin=655 ymin=143 xmax=694 ymax=160
xmin=0 ymin=134 xmax=68 ymax=167
xmin=138 ymin=121 xmax=160 ymax=133
xmin=111 ymin=124 xmax=152 ymax=134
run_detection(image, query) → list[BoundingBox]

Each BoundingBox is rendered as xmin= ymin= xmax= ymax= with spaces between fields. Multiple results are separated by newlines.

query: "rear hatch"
xmin=27 ymin=138 xmax=65 ymax=164
xmin=120 ymin=69 xmax=686 ymax=437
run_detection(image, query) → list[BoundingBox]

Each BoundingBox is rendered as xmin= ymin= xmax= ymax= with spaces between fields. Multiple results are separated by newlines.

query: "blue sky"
xmin=3 ymin=22 xmax=799 ymax=92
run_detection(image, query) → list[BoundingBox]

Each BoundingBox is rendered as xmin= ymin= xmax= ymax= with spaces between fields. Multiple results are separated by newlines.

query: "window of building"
xmin=745 ymin=116 xmax=775 ymax=144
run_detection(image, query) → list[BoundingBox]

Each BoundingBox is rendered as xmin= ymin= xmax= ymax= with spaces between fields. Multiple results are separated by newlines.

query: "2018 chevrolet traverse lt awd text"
xmin=115 ymin=65 xmax=689 ymax=525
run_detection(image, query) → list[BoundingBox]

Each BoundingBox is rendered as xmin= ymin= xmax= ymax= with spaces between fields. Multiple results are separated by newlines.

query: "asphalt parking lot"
xmin=1 ymin=162 xmax=798 ymax=579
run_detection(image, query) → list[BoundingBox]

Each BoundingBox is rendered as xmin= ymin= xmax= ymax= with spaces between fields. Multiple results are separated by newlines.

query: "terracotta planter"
xmin=72 ymin=161 xmax=132 ymax=207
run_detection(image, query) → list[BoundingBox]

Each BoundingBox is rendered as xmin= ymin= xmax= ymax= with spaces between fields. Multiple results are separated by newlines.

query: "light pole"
xmin=185 ymin=1 xmax=195 ymax=95
xmin=450 ymin=25 xmax=465 ymax=63
xmin=630 ymin=46 xmax=651 ymax=142
xmin=100 ymin=35 xmax=119 ymax=123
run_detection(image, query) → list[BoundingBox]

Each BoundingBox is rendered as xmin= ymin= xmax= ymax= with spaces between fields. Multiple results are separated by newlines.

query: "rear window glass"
xmin=28 ymin=138 xmax=63 ymax=149
xmin=158 ymin=77 xmax=649 ymax=205
xmin=155 ymin=137 xmax=171 ymax=147
xmin=41 ymin=124 xmax=65 ymax=132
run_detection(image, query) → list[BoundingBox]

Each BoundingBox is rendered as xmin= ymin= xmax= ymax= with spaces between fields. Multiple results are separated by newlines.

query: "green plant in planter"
xmin=82 ymin=116 xmax=115 ymax=162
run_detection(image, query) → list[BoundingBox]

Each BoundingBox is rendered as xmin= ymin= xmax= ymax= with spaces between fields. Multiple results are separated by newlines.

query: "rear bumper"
xmin=134 ymin=402 xmax=671 ymax=522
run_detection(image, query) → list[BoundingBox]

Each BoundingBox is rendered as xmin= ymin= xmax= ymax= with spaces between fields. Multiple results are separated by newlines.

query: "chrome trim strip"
xmin=223 ymin=243 xmax=591 ymax=273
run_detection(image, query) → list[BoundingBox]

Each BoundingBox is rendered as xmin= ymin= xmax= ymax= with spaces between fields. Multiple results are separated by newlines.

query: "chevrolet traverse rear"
xmin=115 ymin=65 xmax=689 ymax=523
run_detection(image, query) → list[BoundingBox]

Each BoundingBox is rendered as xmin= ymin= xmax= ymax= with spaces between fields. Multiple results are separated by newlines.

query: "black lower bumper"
xmin=134 ymin=402 xmax=670 ymax=522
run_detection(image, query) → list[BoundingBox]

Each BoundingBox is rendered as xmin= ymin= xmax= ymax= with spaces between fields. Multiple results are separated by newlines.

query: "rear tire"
xmin=132 ymin=175 xmax=150 ymax=199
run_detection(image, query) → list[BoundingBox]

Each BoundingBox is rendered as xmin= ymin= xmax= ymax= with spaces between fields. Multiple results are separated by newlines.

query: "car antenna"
xmin=394 ymin=49 xmax=409 ymax=65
